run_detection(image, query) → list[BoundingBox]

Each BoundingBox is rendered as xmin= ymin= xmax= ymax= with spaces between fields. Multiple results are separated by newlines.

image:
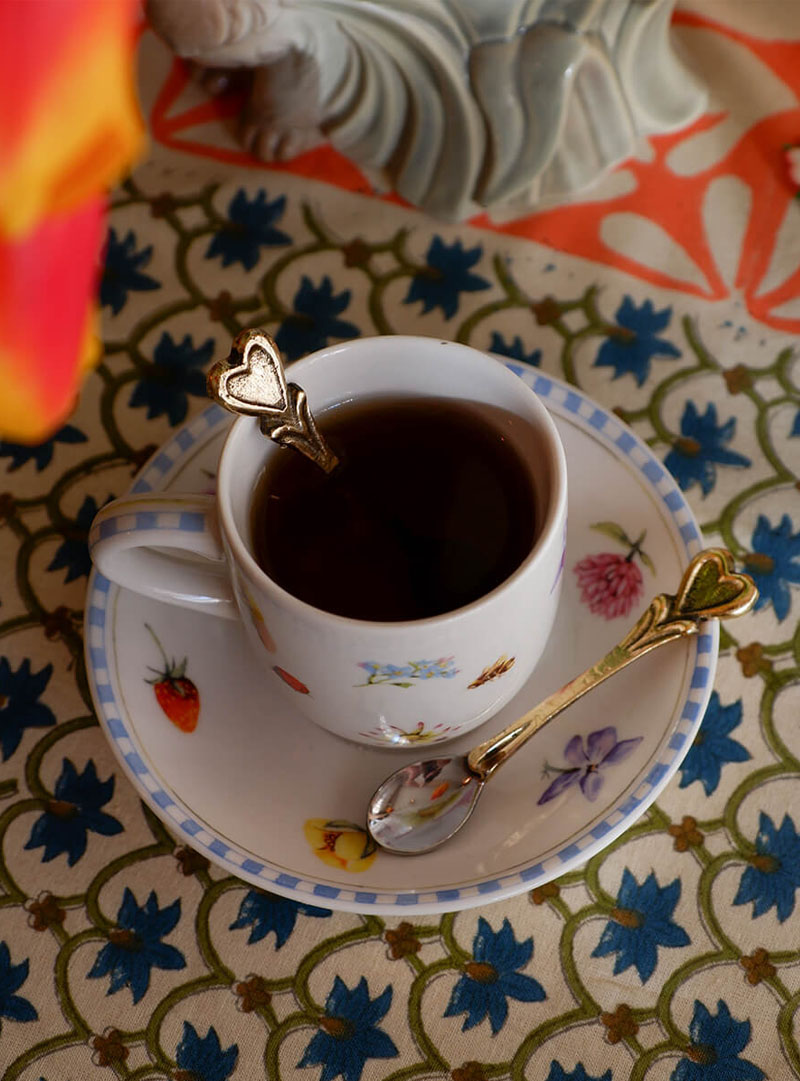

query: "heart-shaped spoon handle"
xmin=207 ymin=329 xmax=340 ymax=474
xmin=466 ymin=548 xmax=758 ymax=781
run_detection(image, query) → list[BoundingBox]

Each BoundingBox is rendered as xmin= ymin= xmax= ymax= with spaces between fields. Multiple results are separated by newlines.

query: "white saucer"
xmin=85 ymin=363 xmax=716 ymax=915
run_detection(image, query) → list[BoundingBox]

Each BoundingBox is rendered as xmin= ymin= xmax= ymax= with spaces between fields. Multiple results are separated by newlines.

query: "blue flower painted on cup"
xmin=356 ymin=657 xmax=459 ymax=688
xmin=672 ymin=1000 xmax=764 ymax=1081
xmin=100 ymin=227 xmax=160 ymax=315
xmin=25 ymin=757 xmax=123 ymax=866
xmin=175 ymin=1021 xmax=239 ymax=1081
xmin=130 ymin=332 xmax=214 ymax=427
xmin=444 ymin=917 xmax=545 ymax=1035
xmin=538 ymin=727 xmax=642 ymax=804
xmin=229 ymin=889 xmax=331 ymax=948
xmin=0 ymin=942 xmax=37 ymax=1032
xmin=664 ymin=401 xmax=751 ymax=496
xmin=743 ymin=514 xmax=800 ymax=623
xmin=206 ymin=187 xmax=291 ymax=270
xmin=298 ymin=976 xmax=398 ymax=1081
xmin=678 ymin=692 xmax=749 ymax=796
xmin=490 ymin=331 xmax=541 ymax=368
xmin=88 ymin=888 xmax=186 ymax=1003
xmin=734 ymin=811 xmax=800 ymax=923
xmin=594 ymin=296 xmax=680 ymax=386
xmin=0 ymin=657 xmax=56 ymax=762
xmin=591 ymin=869 xmax=690 ymax=983
xmin=0 ymin=422 xmax=86 ymax=473
xmin=274 ymin=275 xmax=358 ymax=361
xmin=404 ymin=237 xmax=490 ymax=319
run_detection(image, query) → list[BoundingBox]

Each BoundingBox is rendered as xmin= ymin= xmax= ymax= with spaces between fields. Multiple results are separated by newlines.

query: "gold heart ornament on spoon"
xmin=207 ymin=328 xmax=340 ymax=473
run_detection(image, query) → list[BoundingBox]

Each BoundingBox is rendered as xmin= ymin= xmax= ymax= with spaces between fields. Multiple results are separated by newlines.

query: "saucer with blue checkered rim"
xmin=85 ymin=362 xmax=716 ymax=915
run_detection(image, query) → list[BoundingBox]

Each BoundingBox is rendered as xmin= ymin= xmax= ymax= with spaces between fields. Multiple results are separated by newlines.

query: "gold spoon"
xmin=366 ymin=548 xmax=758 ymax=855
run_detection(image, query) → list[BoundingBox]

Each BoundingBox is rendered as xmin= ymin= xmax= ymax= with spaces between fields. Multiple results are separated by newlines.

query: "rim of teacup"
xmin=216 ymin=335 xmax=568 ymax=630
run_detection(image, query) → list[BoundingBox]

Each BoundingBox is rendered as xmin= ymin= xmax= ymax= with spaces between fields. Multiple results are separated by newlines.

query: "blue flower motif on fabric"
xmin=404 ymin=237 xmax=490 ymax=319
xmin=663 ymin=402 xmax=750 ymax=496
xmin=206 ymin=188 xmax=291 ymax=271
xmin=298 ymin=975 xmax=398 ymax=1081
xmin=229 ymin=889 xmax=331 ymax=947
xmin=87 ymin=888 xmax=186 ymax=1003
xmin=175 ymin=1021 xmax=238 ymax=1081
xmin=0 ymin=657 xmax=56 ymax=762
xmin=744 ymin=514 xmax=800 ymax=623
xmin=47 ymin=494 xmax=104 ymax=583
xmin=545 ymin=1065 xmax=612 ymax=1081
xmin=592 ymin=869 xmax=690 ymax=982
xmin=678 ymin=692 xmax=749 ymax=796
xmin=0 ymin=942 xmax=37 ymax=1031
xmin=671 ymin=1000 xmax=764 ymax=1081
xmin=130 ymin=332 xmax=214 ymax=427
xmin=25 ymin=758 xmax=123 ymax=866
xmin=734 ymin=812 xmax=800 ymax=923
xmin=100 ymin=228 xmax=161 ymax=315
xmin=594 ymin=297 xmax=680 ymax=386
xmin=444 ymin=917 xmax=545 ymax=1035
xmin=274 ymin=275 xmax=359 ymax=361
xmin=489 ymin=332 xmax=541 ymax=368
xmin=0 ymin=423 xmax=86 ymax=473
xmin=791 ymin=411 xmax=800 ymax=437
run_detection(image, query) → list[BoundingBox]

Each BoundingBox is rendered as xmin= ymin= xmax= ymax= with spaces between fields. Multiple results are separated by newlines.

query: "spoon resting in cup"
xmin=207 ymin=328 xmax=340 ymax=473
xmin=366 ymin=548 xmax=757 ymax=856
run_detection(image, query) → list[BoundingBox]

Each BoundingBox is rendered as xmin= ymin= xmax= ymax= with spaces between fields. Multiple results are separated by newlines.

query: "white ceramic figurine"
xmin=147 ymin=0 xmax=705 ymax=220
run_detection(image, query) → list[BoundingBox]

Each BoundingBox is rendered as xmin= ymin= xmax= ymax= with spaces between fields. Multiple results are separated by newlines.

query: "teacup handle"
xmin=88 ymin=494 xmax=237 ymax=619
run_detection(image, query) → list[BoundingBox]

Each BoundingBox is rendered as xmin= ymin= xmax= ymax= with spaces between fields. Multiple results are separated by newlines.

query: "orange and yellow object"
xmin=0 ymin=0 xmax=142 ymax=442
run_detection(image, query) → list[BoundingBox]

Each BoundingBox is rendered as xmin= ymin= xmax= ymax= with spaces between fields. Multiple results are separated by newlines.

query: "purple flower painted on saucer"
xmin=538 ymin=726 xmax=642 ymax=805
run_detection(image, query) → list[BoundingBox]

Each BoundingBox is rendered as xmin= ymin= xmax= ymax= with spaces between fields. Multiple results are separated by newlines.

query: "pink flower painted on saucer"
xmin=573 ymin=522 xmax=655 ymax=619
xmin=355 ymin=658 xmax=459 ymax=688
xmin=538 ymin=726 xmax=643 ymax=805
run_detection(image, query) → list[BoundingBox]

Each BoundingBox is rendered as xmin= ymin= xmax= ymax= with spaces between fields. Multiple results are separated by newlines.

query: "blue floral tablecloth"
xmin=2 ymin=4 xmax=800 ymax=1079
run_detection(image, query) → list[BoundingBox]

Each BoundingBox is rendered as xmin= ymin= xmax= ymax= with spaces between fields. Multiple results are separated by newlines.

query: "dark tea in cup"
xmin=250 ymin=395 xmax=538 ymax=621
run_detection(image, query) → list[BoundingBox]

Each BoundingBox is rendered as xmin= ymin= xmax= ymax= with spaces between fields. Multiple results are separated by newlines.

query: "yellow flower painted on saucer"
xmin=304 ymin=819 xmax=377 ymax=872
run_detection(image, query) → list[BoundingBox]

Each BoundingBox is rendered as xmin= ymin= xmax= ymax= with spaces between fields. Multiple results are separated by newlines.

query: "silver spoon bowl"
xmin=367 ymin=548 xmax=757 ymax=856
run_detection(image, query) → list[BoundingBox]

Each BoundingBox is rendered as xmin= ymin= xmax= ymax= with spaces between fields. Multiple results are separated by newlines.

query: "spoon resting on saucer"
xmin=366 ymin=548 xmax=757 ymax=856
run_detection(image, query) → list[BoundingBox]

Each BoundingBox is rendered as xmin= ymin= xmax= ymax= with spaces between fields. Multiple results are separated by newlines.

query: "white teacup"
xmin=89 ymin=336 xmax=567 ymax=747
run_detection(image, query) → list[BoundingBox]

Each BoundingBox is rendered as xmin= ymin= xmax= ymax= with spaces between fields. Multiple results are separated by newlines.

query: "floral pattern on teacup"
xmin=468 ymin=655 xmax=515 ymax=689
xmin=358 ymin=721 xmax=457 ymax=745
xmin=243 ymin=590 xmax=277 ymax=653
xmin=573 ymin=522 xmax=655 ymax=619
xmin=355 ymin=658 xmax=459 ymax=688
xmin=303 ymin=819 xmax=377 ymax=872
xmin=273 ymin=666 xmax=310 ymax=694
